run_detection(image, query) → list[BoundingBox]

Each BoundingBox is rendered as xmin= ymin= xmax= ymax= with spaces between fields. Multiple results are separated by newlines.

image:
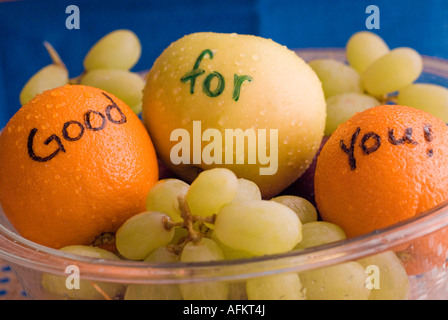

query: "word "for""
xmin=27 ymin=93 xmax=126 ymax=163
xmin=181 ymin=49 xmax=253 ymax=101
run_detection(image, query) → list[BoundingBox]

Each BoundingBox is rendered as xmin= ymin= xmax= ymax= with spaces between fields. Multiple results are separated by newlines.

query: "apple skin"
xmin=142 ymin=32 xmax=326 ymax=199
xmin=279 ymin=136 xmax=329 ymax=207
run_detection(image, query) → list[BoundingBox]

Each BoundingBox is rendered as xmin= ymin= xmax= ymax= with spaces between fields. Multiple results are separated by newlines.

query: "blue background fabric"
xmin=0 ymin=0 xmax=447 ymax=128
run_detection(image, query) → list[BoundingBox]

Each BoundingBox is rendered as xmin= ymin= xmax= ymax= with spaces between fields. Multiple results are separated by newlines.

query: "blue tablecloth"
xmin=0 ymin=260 xmax=28 ymax=300
xmin=0 ymin=0 xmax=447 ymax=129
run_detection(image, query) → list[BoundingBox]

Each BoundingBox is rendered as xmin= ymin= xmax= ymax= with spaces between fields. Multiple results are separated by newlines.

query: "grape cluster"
xmin=43 ymin=167 xmax=410 ymax=300
xmin=309 ymin=31 xmax=448 ymax=137
xmin=20 ymin=30 xmax=145 ymax=114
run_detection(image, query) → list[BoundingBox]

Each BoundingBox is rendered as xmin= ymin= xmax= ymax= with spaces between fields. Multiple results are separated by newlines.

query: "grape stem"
xmin=89 ymin=281 xmax=113 ymax=300
xmin=162 ymin=217 xmax=183 ymax=230
xmin=165 ymin=195 xmax=217 ymax=256
xmin=178 ymin=195 xmax=201 ymax=242
xmin=43 ymin=41 xmax=66 ymax=70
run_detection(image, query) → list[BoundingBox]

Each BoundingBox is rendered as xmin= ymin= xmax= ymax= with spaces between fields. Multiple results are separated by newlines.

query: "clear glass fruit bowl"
xmin=1 ymin=48 xmax=448 ymax=300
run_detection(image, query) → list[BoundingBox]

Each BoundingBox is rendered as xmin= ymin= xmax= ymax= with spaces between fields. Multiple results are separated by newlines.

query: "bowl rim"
xmin=1 ymin=198 xmax=448 ymax=284
xmin=1 ymin=48 xmax=448 ymax=285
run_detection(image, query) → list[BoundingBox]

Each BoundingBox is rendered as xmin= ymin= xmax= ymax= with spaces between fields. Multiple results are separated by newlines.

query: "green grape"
xmin=214 ymin=200 xmax=302 ymax=256
xmin=115 ymin=211 xmax=175 ymax=260
xmin=143 ymin=246 xmax=179 ymax=263
xmin=83 ymin=29 xmax=141 ymax=71
xmin=324 ymin=92 xmax=380 ymax=136
xmin=357 ymin=250 xmax=410 ymax=300
xmin=179 ymin=238 xmax=229 ymax=300
xmin=58 ymin=245 xmax=121 ymax=260
xmin=185 ymin=168 xmax=238 ymax=218
xmin=80 ymin=69 xmax=145 ymax=114
xmin=397 ymin=83 xmax=448 ymax=123
xmin=145 ymin=179 xmax=190 ymax=223
xmin=246 ymin=273 xmax=305 ymax=300
xmin=20 ymin=64 xmax=69 ymax=105
xmin=308 ymin=59 xmax=363 ymax=98
xmin=294 ymin=221 xmax=346 ymax=250
xmin=231 ymin=178 xmax=262 ymax=204
xmin=346 ymin=31 xmax=390 ymax=73
xmin=211 ymin=233 xmax=253 ymax=260
xmin=42 ymin=245 xmax=123 ymax=300
xmin=270 ymin=195 xmax=318 ymax=224
xmin=125 ymin=247 xmax=182 ymax=300
xmin=299 ymin=261 xmax=370 ymax=300
xmin=361 ymin=47 xmax=423 ymax=96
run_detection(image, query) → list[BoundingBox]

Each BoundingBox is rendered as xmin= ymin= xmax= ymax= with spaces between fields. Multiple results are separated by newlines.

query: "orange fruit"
xmin=314 ymin=104 xmax=448 ymax=274
xmin=0 ymin=85 xmax=159 ymax=249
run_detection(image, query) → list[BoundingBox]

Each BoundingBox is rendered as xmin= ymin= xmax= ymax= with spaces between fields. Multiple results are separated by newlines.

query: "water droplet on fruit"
xmin=218 ymin=116 xmax=229 ymax=126
xmin=182 ymin=117 xmax=191 ymax=125
xmin=156 ymin=88 xmax=164 ymax=98
xmin=152 ymin=70 xmax=160 ymax=81
xmin=173 ymin=87 xmax=181 ymax=95
xmin=252 ymin=54 xmax=260 ymax=61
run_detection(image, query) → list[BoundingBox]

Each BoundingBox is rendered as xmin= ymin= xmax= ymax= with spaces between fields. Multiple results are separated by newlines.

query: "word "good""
xmin=27 ymin=93 xmax=126 ymax=162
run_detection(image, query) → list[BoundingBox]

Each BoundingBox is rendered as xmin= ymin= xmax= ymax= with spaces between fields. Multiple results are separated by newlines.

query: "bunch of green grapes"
xmin=309 ymin=31 xmax=448 ymax=136
xmin=42 ymin=167 xmax=410 ymax=300
xmin=121 ymin=168 xmax=409 ymax=300
xmin=118 ymin=168 xmax=305 ymax=300
xmin=20 ymin=29 xmax=145 ymax=114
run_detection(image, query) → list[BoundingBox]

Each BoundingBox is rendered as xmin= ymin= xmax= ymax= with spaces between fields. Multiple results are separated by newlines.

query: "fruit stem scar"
xmin=340 ymin=127 xmax=361 ymax=170
xmin=180 ymin=49 xmax=214 ymax=94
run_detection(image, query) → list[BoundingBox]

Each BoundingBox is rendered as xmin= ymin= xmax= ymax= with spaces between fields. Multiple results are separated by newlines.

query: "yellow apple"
xmin=141 ymin=32 xmax=325 ymax=198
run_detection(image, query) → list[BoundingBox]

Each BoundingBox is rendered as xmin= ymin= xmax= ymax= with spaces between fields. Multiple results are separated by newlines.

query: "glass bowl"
xmin=1 ymin=48 xmax=448 ymax=300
